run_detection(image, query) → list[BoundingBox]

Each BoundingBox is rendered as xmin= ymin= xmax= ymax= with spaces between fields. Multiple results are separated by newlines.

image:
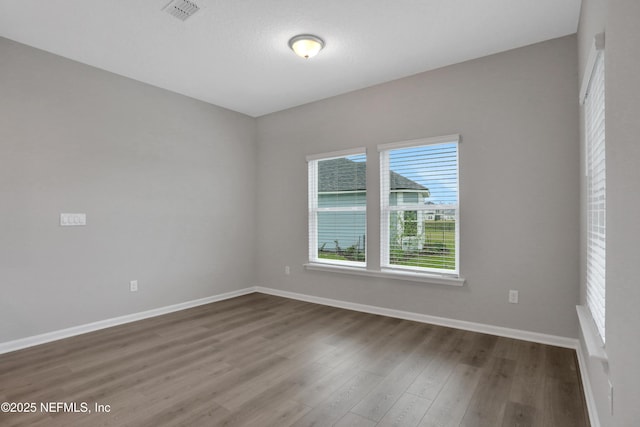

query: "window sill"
xmin=304 ymin=263 xmax=465 ymax=286
xmin=576 ymin=305 xmax=608 ymax=363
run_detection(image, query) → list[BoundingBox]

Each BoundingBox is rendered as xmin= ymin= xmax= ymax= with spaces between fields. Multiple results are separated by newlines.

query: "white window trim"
xmin=306 ymin=147 xmax=367 ymax=162
xmin=579 ymin=33 xmax=605 ymax=106
xmin=579 ymin=32 xmax=607 ymax=361
xmin=305 ymin=138 xmax=466 ymax=287
xmin=307 ymin=148 xmax=367 ymax=268
xmin=379 ymin=134 xmax=461 ymax=277
xmin=576 ymin=305 xmax=607 ymax=362
xmin=377 ymin=134 xmax=460 ymax=152
xmin=304 ymin=262 xmax=465 ymax=286
xmin=585 ymin=38 xmax=606 ymax=341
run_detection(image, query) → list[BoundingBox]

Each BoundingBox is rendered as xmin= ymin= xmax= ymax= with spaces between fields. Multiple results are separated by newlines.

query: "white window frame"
xmin=379 ymin=134 xmax=460 ymax=277
xmin=580 ymin=33 xmax=606 ymax=345
xmin=307 ymin=147 xmax=367 ymax=268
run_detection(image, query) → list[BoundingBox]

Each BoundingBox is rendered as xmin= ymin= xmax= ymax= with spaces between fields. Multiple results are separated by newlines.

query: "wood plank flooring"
xmin=0 ymin=293 xmax=589 ymax=426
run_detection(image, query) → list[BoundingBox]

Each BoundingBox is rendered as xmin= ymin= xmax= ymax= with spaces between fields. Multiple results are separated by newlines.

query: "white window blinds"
xmin=308 ymin=150 xmax=367 ymax=266
xmin=585 ymin=51 xmax=606 ymax=342
xmin=379 ymin=136 xmax=460 ymax=275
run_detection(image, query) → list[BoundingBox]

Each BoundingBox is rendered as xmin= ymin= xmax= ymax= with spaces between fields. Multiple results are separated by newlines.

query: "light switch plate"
xmin=60 ymin=213 xmax=86 ymax=226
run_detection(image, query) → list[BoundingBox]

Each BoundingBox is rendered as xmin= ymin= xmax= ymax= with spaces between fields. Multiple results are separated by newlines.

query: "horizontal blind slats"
xmin=380 ymin=139 xmax=459 ymax=274
xmin=585 ymin=52 xmax=606 ymax=342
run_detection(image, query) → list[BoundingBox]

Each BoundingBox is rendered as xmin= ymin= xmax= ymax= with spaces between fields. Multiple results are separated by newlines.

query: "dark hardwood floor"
xmin=0 ymin=293 xmax=589 ymax=426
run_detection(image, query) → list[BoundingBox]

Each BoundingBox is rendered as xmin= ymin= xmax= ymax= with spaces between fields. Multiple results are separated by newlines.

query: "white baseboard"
xmin=254 ymin=286 xmax=578 ymax=349
xmin=1 ymin=285 xmax=579 ymax=351
xmin=0 ymin=287 xmax=255 ymax=355
xmin=575 ymin=341 xmax=602 ymax=427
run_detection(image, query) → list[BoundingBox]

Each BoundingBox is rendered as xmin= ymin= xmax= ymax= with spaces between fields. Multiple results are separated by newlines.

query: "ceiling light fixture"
xmin=288 ymin=34 xmax=325 ymax=59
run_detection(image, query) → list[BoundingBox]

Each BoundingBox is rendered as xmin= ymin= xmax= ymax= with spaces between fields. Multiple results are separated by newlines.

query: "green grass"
xmin=317 ymin=221 xmax=457 ymax=270
xmin=391 ymin=227 xmax=456 ymax=270
xmin=319 ymin=252 xmax=348 ymax=261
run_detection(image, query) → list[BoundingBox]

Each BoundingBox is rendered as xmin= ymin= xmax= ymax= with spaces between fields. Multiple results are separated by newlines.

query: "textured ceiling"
xmin=0 ymin=0 xmax=581 ymax=117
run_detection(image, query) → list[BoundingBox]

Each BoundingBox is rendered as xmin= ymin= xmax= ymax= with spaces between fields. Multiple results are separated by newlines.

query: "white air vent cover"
xmin=164 ymin=0 xmax=200 ymax=21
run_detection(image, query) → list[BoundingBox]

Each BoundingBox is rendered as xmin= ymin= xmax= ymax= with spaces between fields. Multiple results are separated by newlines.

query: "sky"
xmin=348 ymin=142 xmax=458 ymax=204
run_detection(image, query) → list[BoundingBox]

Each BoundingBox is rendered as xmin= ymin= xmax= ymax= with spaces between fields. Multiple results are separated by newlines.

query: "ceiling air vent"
xmin=164 ymin=0 xmax=200 ymax=21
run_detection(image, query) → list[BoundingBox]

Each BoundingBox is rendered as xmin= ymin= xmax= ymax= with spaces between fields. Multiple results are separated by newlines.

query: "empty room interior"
xmin=1 ymin=0 xmax=638 ymax=426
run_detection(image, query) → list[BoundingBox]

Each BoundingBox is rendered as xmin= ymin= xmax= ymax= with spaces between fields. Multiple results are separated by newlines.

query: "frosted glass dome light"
xmin=288 ymin=35 xmax=325 ymax=59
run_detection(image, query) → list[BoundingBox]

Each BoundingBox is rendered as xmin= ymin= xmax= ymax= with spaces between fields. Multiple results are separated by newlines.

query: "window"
xmin=306 ymin=136 xmax=463 ymax=285
xmin=308 ymin=148 xmax=367 ymax=267
xmin=380 ymin=135 xmax=460 ymax=275
xmin=585 ymin=48 xmax=606 ymax=342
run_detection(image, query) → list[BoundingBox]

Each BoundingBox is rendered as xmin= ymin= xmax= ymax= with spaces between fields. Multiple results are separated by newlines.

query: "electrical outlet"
xmin=130 ymin=280 xmax=138 ymax=292
xmin=285 ymin=266 xmax=290 ymax=275
xmin=509 ymin=290 xmax=519 ymax=304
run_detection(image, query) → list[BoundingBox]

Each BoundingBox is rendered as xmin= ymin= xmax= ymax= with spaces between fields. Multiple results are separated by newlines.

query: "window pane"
xmin=585 ymin=52 xmax=606 ymax=341
xmin=318 ymin=211 xmax=366 ymax=262
xmin=310 ymin=152 xmax=366 ymax=266
xmin=389 ymin=210 xmax=456 ymax=270
xmin=388 ymin=144 xmax=458 ymax=206
xmin=318 ymin=154 xmax=366 ymax=207
xmin=382 ymin=139 xmax=459 ymax=274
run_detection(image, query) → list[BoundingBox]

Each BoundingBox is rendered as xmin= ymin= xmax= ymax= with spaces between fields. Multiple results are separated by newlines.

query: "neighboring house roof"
xmin=318 ymin=157 xmax=428 ymax=193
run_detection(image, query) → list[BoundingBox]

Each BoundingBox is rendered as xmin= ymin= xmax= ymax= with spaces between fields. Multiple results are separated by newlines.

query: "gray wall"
xmin=256 ymin=35 xmax=580 ymax=338
xmin=0 ymin=37 xmax=257 ymax=342
xmin=578 ymin=0 xmax=640 ymax=425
